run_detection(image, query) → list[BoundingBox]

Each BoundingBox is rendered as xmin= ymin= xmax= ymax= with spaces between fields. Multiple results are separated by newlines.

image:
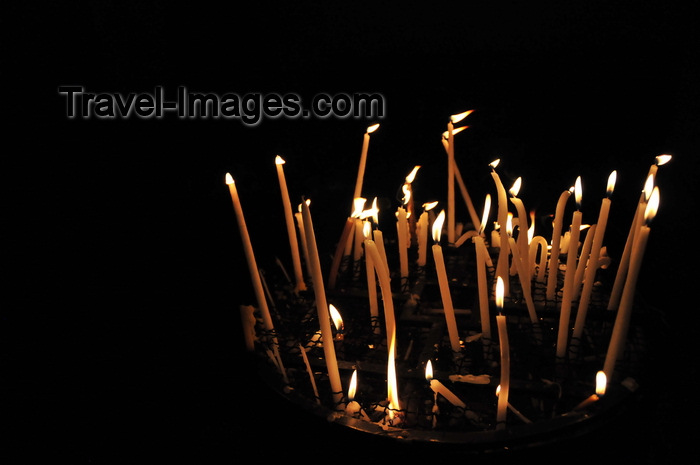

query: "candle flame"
xmin=423 ymin=201 xmax=439 ymax=211
xmin=442 ymin=126 xmax=469 ymax=139
xmin=479 ymin=194 xmax=491 ymax=235
xmin=506 ymin=212 xmax=513 ymax=238
xmin=298 ymin=199 xmax=311 ymax=213
xmin=275 ymin=155 xmax=285 ymax=165
xmin=496 ymin=384 xmax=502 ymax=396
xmin=644 ymin=186 xmax=660 ymax=224
xmin=509 ymin=177 xmax=522 ymax=197
xmin=580 ymin=224 xmax=591 ymax=231
xmin=432 ymin=210 xmax=445 ymax=242
xmin=329 ymin=304 xmax=344 ymax=332
xmin=655 ymin=154 xmax=672 ymax=166
xmin=367 ymin=123 xmax=380 ymax=134
xmin=574 ymin=176 xmax=582 ymax=208
xmin=348 ymin=369 xmax=358 ymax=401
xmin=425 ymin=360 xmax=434 ymax=381
xmin=607 ymin=170 xmax=617 ymax=197
xmin=595 ymin=371 xmax=607 ymax=396
xmin=225 ymin=173 xmax=234 ymax=185
xmin=405 ymin=165 xmax=421 ymax=184
xmin=489 ymin=159 xmax=500 ymax=169
xmin=496 ymin=276 xmax=504 ymax=310
xmin=352 ymin=197 xmax=367 ymax=218
xmin=450 ymin=109 xmax=474 ymax=124
xmin=643 ymin=174 xmax=655 ymax=202
xmin=363 ymin=221 xmax=372 ymax=239
xmin=528 ymin=210 xmax=536 ymax=243
xmin=402 ymin=184 xmax=411 ymax=205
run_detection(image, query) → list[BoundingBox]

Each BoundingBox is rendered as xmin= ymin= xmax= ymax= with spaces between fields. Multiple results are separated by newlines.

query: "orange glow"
xmin=643 ymin=174 xmax=655 ymax=202
xmin=496 ymin=276 xmax=504 ymax=309
xmin=607 ymin=170 xmax=617 ymax=197
xmin=496 ymin=384 xmax=502 ymax=396
xmin=489 ymin=159 xmax=500 ymax=169
xmin=225 ymin=173 xmax=234 ymax=185
xmin=595 ymin=371 xmax=607 ymax=396
xmin=506 ymin=212 xmax=513 ymax=238
xmin=360 ymin=197 xmax=379 ymax=222
xmin=509 ymin=177 xmax=522 ymax=197
xmin=655 ymin=154 xmax=672 ymax=166
xmin=644 ymin=186 xmax=660 ymax=223
xmin=352 ymin=197 xmax=367 ymax=218
xmin=348 ymin=369 xmax=358 ymax=400
xmin=423 ymin=201 xmax=439 ymax=211
xmin=297 ymin=199 xmax=311 ymax=213
xmin=329 ymin=304 xmax=344 ymax=332
xmin=479 ymin=194 xmax=491 ymax=235
xmin=442 ymin=126 xmax=468 ymax=139
xmin=450 ymin=109 xmax=474 ymax=124
xmin=528 ymin=210 xmax=536 ymax=243
xmin=402 ymin=184 xmax=411 ymax=205
xmin=274 ymin=155 xmax=285 ymax=165
xmin=432 ymin=210 xmax=446 ymax=242
xmin=367 ymin=123 xmax=380 ymax=134
xmin=405 ymin=165 xmax=421 ymax=184
xmin=424 ymin=360 xmax=434 ymax=381
xmin=574 ymin=176 xmax=582 ymax=208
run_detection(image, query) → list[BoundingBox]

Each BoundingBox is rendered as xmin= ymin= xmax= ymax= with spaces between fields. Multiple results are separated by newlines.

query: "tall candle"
xmin=295 ymin=202 xmax=313 ymax=279
xmin=608 ymin=173 xmax=654 ymax=310
xmin=275 ymin=156 xmax=306 ymax=292
xmin=365 ymin=240 xmax=396 ymax=339
xmin=495 ymin=277 xmax=510 ymax=430
xmin=442 ymin=131 xmax=481 ymax=231
xmin=328 ymin=217 xmax=355 ymax=290
xmin=301 ymin=199 xmax=344 ymax=407
xmin=226 ymin=174 xmax=287 ymax=383
xmin=417 ymin=211 xmax=429 ymax=267
xmin=353 ymin=123 xmax=380 ymax=202
xmin=546 ymin=187 xmax=573 ymax=300
xmin=556 ymin=177 xmax=582 ymax=359
xmin=603 ymin=187 xmax=659 ymax=379
xmin=572 ymin=172 xmax=616 ymax=354
xmin=432 ymin=210 xmax=461 ymax=353
xmin=529 ymin=236 xmax=549 ymax=283
xmin=446 ymin=111 xmax=473 ymax=244
xmin=490 ymin=160 xmax=510 ymax=297
xmin=396 ymin=206 xmax=409 ymax=283
xmin=363 ymin=223 xmax=380 ymax=334
xmin=509 ymin=177 xmax=531 ymax=283
xmin=508 ymin=235 xmax=538 ymax=327
xmin=573 ymin=224 xmax=594 ymax=301
xmin=473 ymin=235 xmax=492 ymax=342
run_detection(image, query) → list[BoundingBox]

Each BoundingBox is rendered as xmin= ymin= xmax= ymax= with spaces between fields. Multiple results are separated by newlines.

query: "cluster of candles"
xmin=227 ymin=112 xmax=669 ymax=430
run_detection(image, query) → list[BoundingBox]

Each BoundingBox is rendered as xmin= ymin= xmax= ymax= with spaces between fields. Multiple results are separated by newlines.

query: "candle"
xmin=275 ymin=156 xmax=307 ymax=292
xmin=608 ymin=173 xmax=654 ymax=310
xmin=295 ymin=201 xmax=313 ymax=279
xmin=396 ymin=205 xmax=409 ymax=284
xmin=363 ymin=223 xmax=380 ymax=334
xmin=441 ymin=128 xmax=481 ymax=231
xmin=572 ymin=371 xmax=607 ymax=411
xmin=603 ymin=187 xmax=659 ymax=379
xmin=556 ymin=176 xmax=583 ymax=359
xmin=404 ymin=165 xmax=421 ymax=246
xmin=365 ymin=239 xmax=396 ymax=340
xmin=529 ymin=236 xmax=549 ymax=283
xmin=573 ymin=224 xmax=594 ymax=300
xmin=546 ymin=187 xmax=573 ymax=301
xmin=239 ymin=304 xmax=256 ymax=351
xmin=299 ymin=343 xmax=321 ymax=404
xmin=473 ymin=235 xmax=492 ymax=343
xmin=329 ymin=198 xmax=365 ymax=289
xmin=507 ymin=234 xmax=539 ymax=328
xmin=432 ymin=210 xmax=462 ymax=353
xmin=345 ymin=369 xmax=370 ymax=420
xmin=425 ymin=360 xmax=466 ymax=408
xmin=572 ymin=171 xmax=616 ymax=354
xmin=495 ymin=277 xmax=510 ymax=430
xmin=417 ymin=201 xmax=438 ymax=267
xmin=353 ymin=123 xmax=380 ymax=201
xmin=226 ymin=174 xmax=288 ymax=383
xmin=509 ymin=177 xmax=531 ymax=283
xmin=301 ymin=199 xmax=344 ymax=407
xmin=490 ymin=160 xmax=510 ymax=298
xmin=446 ymin=111 xmax=473 ymax=243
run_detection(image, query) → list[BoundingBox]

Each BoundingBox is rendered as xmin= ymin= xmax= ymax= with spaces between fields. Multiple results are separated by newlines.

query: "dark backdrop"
xmin=4 ymin=2 xmax=699 ymax=463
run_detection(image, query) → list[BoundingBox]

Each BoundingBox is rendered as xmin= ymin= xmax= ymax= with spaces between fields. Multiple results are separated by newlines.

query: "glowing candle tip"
xmin=275 ymin=155 xmax=285 ymax=165
xmin=367 ymin=123 xmax=380 ymax=134
xmin=225 ymin=173 xmax=234 ymax=185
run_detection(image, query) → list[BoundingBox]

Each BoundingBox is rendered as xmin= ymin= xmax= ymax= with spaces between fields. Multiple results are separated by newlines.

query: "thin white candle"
xmin=353 ymin=123 xmax=380 ymax=202
xmin=426 ymin=360 xmax=466 ymax=408
xmin=556 ymin=177 xmax=583 ymax=359
xmin=363 ymin=223 xmax=380 ymax=334
xmin=573 ymin=224 xmax=594 ymax=301
xmin=396 ymin=206 xmax=409 ymax=282
xmin=490 ymin=160 xmax=510 ymax=297
xmin=301 ymin=199 xmax=344 ymax=407
xmin=509 ymin=177 xmax=531 ymax=283
xmin=432 ymin=210 xmax=462 ymax=353
xmin=603 ymin=187 xmax=659 ymax=379
xmin=275 ymin=156 xmax=306 ymax=292
xmin=495 ymin=277 xmax=510 ymax=430
xmin=572 ymin=172 xmax=616 ymax=355
xmin=226 ymin=174 xmax=288 ymax=383
xmin=295 ymin=201 xmax=313 ymax=279
xmin=546 ymin=187 xmax=573 ymax=301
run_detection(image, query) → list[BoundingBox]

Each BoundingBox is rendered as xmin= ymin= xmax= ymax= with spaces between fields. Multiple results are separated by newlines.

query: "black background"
xmin=4 ymin=2 xmax=699 ymax=463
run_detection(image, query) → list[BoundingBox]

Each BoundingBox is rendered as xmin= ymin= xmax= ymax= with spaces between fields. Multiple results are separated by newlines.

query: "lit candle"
xmin=365 ymin=239 xmax=396 ymax=340
xmin=226 ymin=174 xmax=288 ymax=384
xmin=603 ymin=187 xmax=659 ymax=379
xmin=441 ymin=127 xmax=481 ymax=231
xmin=328 ymin=198 xmax=365 ymax=289
xmin=295 ymin=201 xmax=313 ymax=279
xmin=274 ymin=156 xmax=307 ymax=292
xmin=404 ymin=165 xmax=421 ymax=246
xmin=495 ymin=277 xmax=510 ymax=430
xmin=572 ymin=371 xmax=607 ymax=411
xmin=447 ymin=110 xmax=473 ymax=243
xmin=509 ymin=177 xmax=531 ymax=283
xmin=472 ymin=194 xmax=493 ymax=342
xmin=490 ymin=159 xmax=510 ymax=297
xmin=363 ymin=222 xmax=380 ymax=334
xmin=608 ymin=173 xmax=655 ymax=310
xmin=425 ymin=360 xmax=466 ymax=408
xmin=396 ymin=205 xmax=409 ymax=284
xmin=572 ymin=171 xmax=616 ymax=354
xmin=546 ymin=187 xmax=573 ymax=301
xmin=301 ymin=199 xmax=344 ymax=407
xmin=432 ymin=210 xmax=462 ymax=353
xmin=556 ymin=176 xmax=583 ymax=359
xmin=417 ymin=201 xmax=438 ymax=267
xmin=345 ymin=369 xmax=371 ymax=420
xmin=353 ymin=123 xmax=380 ymax=202
xmin=573 ymin=224 xmax=594 ymax=300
